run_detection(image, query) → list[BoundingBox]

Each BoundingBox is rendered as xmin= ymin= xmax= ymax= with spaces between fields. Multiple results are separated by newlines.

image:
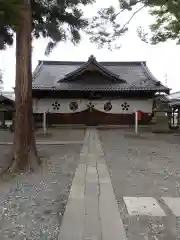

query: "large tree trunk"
xmin=9 ymin=0 xmax=40 ymax=173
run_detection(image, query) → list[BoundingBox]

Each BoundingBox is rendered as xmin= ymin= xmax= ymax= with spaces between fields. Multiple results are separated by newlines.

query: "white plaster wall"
xmin=33 ymin=98 xmax=153 ymax=114
xmin=33 ymin=99 xmax=89 ymax=113
xmin=93 ymin=99 xmax=153 ymax=113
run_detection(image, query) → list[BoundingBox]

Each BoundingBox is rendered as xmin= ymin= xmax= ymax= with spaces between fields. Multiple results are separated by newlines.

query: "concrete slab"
xmin=83 ymin=165 xmax=101 ymax=240
xmin=98 ymin=158 xmax=127 ymax=240
xmin=58 ymin=160 xmax=86 ymax=239
xmin=162 ymin=197 xmax=180 ymax=216
xmin=69 ymin=163 xmax=86 ymax=199
xmin=98 ymin=163 xmax=111 ymax=184
xmin=58 ymin=198 xmax=85 ymax=240
xmin=87 ymin=155 xmax=97 ymax=167
xmin=123 ymin=197 xmax=166 ymax=216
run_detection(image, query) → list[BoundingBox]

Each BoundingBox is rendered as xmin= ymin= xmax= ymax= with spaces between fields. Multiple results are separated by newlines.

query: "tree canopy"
xmin=1 ymin=0 xmax=179 ymax=52
xmin=0 ymin=0 xmax=95 ymax=54
xmin=85 ymin=0 xmax=180 ymax=48
xmin=0 ymin=70 xmax=3 ymax=92
xmin=138 ymin=0 xmax=180 ymax=44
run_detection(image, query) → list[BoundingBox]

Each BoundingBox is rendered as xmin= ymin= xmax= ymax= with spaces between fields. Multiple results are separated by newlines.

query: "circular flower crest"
xmin=104 ymin=102 xmax=112 ymax=111
xmin=69 ymin=101 xmax=78 ymax=111
xmin=52 ymin=101 xmax=60 ymax=110
xmin=121 ymin=102 xmax=130 ymax=111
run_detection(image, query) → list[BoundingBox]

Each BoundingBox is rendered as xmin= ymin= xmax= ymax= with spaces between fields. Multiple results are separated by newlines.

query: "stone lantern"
xmin=152 ymin=95 xmax=172 ymax=132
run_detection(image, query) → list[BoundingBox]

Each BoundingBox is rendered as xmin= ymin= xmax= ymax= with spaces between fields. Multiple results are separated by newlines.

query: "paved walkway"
xmin=58 ymin=128 xmax=126 ymax=240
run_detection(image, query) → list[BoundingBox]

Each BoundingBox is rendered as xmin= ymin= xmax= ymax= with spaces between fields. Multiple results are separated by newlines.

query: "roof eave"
xmin=32 ymin=86 xmax=169 ymax=92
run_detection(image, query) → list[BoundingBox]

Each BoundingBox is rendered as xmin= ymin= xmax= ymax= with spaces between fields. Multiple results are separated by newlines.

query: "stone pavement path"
xmin=58 ymin=128 xmax=126 ymax=240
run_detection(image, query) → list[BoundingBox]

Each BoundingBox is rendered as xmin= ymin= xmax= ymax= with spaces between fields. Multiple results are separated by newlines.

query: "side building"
xmin=0 ymin=93 xmax=14 ymax=127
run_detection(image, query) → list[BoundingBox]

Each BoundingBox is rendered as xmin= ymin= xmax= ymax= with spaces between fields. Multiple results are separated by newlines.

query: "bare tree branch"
xmin=85 ymin=1 xmax=146 ymax=49
xmin=119 ymin=4 xmax=145 ymax=33
xmin=112 ymin=0 xmax=143 ymax=20
xmin=112 ymin=9 xmax=125 ymax=20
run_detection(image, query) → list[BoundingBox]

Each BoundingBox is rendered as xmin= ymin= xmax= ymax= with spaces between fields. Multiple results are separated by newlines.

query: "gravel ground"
xmin=0 ymin=144 xmax=82 ymax=240
xmin=99 ymin=129 xmax=180 ymax=240
xmin=0 ymin=146 xmax=13 ymax=174
xmin=0 ymin=129 xmax=85 ymax=143
xmin=35 ymin=129 xmax=85 ymax=142
xmin=0 ymin=130 xmax=13 ymax=142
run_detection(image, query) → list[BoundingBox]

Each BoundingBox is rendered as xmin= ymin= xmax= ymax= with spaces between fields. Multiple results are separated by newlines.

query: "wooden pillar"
xmin=135 ymin=109 xmax=138 ymax=134
xmin=178 ymin=108 xmax=180 ymax=126
xmin=2 ymin=111 xmax=5 ymax=126
xmin=0 ymin=111 xmax=5 ymax=126
xmin=43 ymin=111 xmax=47 ymax=134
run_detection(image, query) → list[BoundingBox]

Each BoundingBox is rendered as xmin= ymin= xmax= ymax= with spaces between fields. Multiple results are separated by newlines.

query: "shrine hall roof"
xmin=32 ymin=55 xmax=170 ymax=93
xmin=0 ymin=94 xmax=14 ymax=104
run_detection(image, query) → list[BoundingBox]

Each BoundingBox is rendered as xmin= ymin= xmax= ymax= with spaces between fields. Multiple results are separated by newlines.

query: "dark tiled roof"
xmin=32 ymin=56 xmax=170 ymax=93
xmin=0 ymin=94 xmax=14 ymax=103
xmin=59 ymin=55 xmax=125 ymax=83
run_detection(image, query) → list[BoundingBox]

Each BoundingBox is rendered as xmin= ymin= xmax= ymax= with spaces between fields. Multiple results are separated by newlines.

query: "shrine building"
xmin=32 ymin=55 xmax=170 ymax=126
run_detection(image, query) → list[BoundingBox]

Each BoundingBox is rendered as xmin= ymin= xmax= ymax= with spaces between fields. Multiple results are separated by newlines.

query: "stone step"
xmin=123 ymin=196 xmax=180 ymax=217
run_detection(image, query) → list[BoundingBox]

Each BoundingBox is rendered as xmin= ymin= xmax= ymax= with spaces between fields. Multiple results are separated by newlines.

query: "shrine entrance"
xmin=85 ymin=107 xmax=104 ymax=126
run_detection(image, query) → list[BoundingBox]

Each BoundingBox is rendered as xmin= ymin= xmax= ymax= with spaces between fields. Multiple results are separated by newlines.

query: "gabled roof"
xmin=32 ymin=55 xmax=170 ymax=93
xmin=58 ymin=55 xmax=126 ymax=83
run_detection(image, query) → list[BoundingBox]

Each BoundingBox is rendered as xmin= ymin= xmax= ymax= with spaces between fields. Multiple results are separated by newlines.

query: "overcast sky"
xmin=0 ymin=0 xmax=180 ymax=93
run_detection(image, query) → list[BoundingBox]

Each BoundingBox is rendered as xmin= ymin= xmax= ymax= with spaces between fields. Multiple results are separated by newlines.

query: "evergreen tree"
xmin=0 ymin=0 xmax=95 ymax=173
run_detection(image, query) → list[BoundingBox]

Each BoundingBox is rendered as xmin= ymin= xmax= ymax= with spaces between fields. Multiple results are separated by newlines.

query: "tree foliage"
xmin=0 ymin=69 xmax=3 ymax=93
xmin=0 ymin=0 xmax=95 ymax=54
xmin=146 ymin=0 xmax=180 ymax=44
xmin=0 ymin=69 xmax=3 ymax=84
xmin=86 ymin=0 xmax=180 ymax=48
xmin=85 ymin=6 xmax=128 ymax=50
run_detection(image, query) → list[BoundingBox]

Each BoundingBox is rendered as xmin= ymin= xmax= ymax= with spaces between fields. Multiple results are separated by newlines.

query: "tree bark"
xmin=9 ymin=0 xmax=40 ymax=173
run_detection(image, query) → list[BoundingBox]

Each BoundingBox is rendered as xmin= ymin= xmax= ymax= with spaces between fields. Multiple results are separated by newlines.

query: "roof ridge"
xmin=57 ymin=56 xmax=127 ymax=83
xmin=38 ymin=60 xmax=147 ymax=65
xmin=141 ymin=62 xmax=159 ymax=82
xmin=141 ymin=63 xmax=170 ymax=91
xmin=32 ymin=61 xmax=44 ymax=80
